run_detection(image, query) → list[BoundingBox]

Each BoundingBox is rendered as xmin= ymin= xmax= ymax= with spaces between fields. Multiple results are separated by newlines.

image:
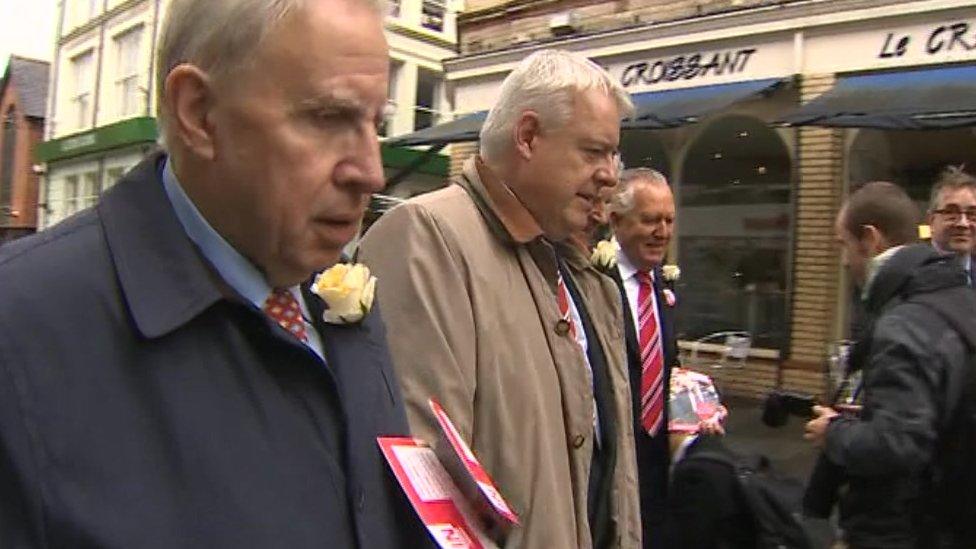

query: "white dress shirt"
xmin=615 ymin=244 xmax=662 ymax=339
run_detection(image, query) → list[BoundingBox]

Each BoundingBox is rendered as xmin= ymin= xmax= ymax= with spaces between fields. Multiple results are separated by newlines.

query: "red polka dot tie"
xmin=263 ymin=288 xmax=308 ymax=344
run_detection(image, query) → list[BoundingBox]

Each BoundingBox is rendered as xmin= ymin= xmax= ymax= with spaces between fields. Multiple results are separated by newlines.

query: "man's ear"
xmin=513 ymin=111 xmax=541 ymax=161
xmin=163 ymin=64 xmax=216 ymax=160
xmin=860 ymin=224 xmax=889 ymax=256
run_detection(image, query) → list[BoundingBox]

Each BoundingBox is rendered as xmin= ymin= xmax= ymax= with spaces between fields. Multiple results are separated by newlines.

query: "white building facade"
xmin=37 ymin=0 xmax=461 ymax=229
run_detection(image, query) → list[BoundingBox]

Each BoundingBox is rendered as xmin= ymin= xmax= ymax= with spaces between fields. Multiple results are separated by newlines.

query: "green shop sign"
xmin=36 ymin=117 xmax=159 ymax=162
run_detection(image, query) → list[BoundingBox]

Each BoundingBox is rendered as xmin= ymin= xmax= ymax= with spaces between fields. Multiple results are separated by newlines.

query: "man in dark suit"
xmin=608 ymin=168 xmax=681 ymax=549
xmin=926 ymin=166 xmax=976 ymax=284
xmin=0 ymin=0 xmax=429 ymax=547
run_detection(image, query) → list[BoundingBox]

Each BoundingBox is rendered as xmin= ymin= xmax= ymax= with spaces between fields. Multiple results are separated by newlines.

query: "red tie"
xmin=263 ymin=288 xmax=308 ymax=343
xmin=556 ymin=273 xmax=579 ymax=344
xmin=637 ymin=271 xmax=665 ymax=436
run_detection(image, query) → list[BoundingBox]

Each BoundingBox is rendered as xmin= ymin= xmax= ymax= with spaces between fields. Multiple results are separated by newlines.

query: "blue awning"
xmin=623 ymin=78 xmax=786 ymax=130
xmin=384 ymin=111 xmax=488 ymax=147
xmin=776 ymin=65 xmax=976 ymax=129
xmin=384 ymin=78 xmax=786 ymax=146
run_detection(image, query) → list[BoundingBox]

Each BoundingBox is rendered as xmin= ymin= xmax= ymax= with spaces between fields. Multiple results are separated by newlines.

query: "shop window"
xmin=80 ymin=171 xmax=102 ymax=209
xmin=63 ymin=175 xmax=79 ymax=217
xmin=619 ymin=129 xmax=671 ymax=179
xmin=49 ymin=169 xmax=100 ymax=224
xmin=104 ymin=166 xmax=127 ymax=190
xmin=676 ymin=115 xmax=792 ymax=350
xmin=1 ymin=108 xmax=16 ymax=211
xmin=414 ymin=68 xmax=440 ymax=131
xmin=849 ymin=128 xmax=976 ymax=208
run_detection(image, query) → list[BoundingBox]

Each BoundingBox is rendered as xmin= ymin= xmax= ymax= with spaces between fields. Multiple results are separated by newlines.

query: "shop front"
xmin=365 ymin=0 xmax=976 ymax=397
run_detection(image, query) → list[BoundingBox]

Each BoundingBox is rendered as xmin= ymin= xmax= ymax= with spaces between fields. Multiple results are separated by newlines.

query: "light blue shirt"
xmin=161 ymin=159 xmax=325 ymax=361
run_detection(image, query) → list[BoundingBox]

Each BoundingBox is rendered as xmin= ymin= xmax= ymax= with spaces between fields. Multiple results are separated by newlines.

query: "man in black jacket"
xmin=804 ymin=181 xmax=976 ymax=549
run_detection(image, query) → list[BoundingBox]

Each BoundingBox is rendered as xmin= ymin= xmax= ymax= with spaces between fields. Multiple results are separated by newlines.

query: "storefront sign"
xmin=35 ymin=117 xmax=159 ymax=163
xmin=60 ymin=133 xmax=97 ymax=153
xmin=805 ymin=14 xmax=976 ymax=74
xmin=619 ymin=48 xmax=757 ymax=88
xmin=878 ymin=20 xmax=976 ymax=59
xmin=604 ymin=38 xmax=795 ymax=94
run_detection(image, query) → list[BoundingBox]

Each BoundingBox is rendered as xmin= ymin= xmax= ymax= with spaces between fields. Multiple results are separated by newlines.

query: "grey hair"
xmin=155 ymin=0 xmax=384 ymax=147
xmin=609 ymin=168 xmax=668 ymax=215
xmin=478 ymin=49 xmax=634 ymax=163
xmin=927 ymin=165 xmax=976 ymax=213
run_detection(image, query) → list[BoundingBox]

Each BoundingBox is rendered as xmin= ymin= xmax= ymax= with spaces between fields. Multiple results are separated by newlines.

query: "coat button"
xmin=572 ymin=434 xmax=585 ymax=448
xmin=555 ymin=319 xmax=571 ymax=336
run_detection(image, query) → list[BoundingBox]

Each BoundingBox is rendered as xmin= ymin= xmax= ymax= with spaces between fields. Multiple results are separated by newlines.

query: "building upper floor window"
xmin=114 ymin=26 xmax=144 ymax=118
xmin=414 ymin=68 xmax=441 ymax=131
xmin=70 ymin=49 xmax=95 ymax=130
xmin=421 ymin=0 xmax=446 ymax=31
xmin=67 ymin=0 xmax=100 ymax=29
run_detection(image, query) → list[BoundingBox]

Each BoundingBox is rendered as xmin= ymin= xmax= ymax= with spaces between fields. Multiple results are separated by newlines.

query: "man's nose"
xmin=338 ymin=124 xmax=385 ymax=193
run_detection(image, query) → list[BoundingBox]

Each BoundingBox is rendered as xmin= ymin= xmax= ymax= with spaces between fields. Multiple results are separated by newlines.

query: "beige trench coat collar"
xmin=459 ymin=156 xmax=562 ymax=288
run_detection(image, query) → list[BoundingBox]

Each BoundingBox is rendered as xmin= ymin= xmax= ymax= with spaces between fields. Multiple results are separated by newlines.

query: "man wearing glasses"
xmin=927 ymin=166 xmax=976 ymax=286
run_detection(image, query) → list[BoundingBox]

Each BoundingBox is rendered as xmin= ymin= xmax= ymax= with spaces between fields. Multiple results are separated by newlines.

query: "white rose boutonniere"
xmin=311 ymin=263 xmax=377 ymax=324
xmin=590 ymin=238 xmax=618 ymax=271
xmin=662 ymin=264 xmax=681 ymax=283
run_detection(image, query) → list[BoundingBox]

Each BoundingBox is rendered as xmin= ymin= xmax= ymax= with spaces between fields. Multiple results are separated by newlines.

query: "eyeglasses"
xmin=933 ymin=207 xmax=976 ymax=222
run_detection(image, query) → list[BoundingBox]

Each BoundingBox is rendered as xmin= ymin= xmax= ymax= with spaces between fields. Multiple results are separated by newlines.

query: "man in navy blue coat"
xmin=608 ymin=169 xmax=681 ymax=549
xmin=0 ymin=0 xmax=429 ymax=547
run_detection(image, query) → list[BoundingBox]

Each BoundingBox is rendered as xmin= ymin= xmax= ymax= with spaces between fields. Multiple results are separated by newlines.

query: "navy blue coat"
xmin=612 ymin=265 xmax=678 ymax=549
xmin=0 ymin=154 xmax=430 ymax=548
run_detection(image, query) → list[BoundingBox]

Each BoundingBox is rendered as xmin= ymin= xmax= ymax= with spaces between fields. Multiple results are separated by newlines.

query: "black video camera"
xmin=761 ymin=390 xmax=817 ymax=428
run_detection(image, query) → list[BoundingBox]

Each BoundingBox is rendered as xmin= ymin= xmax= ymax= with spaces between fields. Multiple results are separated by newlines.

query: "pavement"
xmin=722 ymin=395 xmax=818 ymax=478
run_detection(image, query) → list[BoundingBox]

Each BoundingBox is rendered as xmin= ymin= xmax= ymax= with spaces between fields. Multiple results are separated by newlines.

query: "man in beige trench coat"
xmin=359 ymin=50 xmax=642 ymax=548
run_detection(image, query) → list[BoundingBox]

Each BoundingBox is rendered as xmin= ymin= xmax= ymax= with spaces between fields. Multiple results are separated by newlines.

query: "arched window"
xmin=0 ymin=107 xmax=16 ymax=209
xmin=619 ymin=129 xmax=671 ymax=179
xmin=676 ymin=115 xmax=793 ymax=350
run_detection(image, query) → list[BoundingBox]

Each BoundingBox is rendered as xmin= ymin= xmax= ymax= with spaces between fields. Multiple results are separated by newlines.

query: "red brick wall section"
xmin=0 ymin=82 xmax=41 ymax=231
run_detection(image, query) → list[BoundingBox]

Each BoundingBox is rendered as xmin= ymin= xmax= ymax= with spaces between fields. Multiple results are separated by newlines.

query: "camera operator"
xmin=803 ymin=182 xmax=976 ymax=549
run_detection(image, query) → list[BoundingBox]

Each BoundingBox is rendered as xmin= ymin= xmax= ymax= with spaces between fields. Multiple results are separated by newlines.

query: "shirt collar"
xmin=615 ymin=240 xmax=653 ymax=282
xmin=862 ymin=244 xmax=904 ymax=300
xmin=460 ymin=156 xmax=544 ymax=245
xmin=162 ymin=158 xmax=300 ymax=309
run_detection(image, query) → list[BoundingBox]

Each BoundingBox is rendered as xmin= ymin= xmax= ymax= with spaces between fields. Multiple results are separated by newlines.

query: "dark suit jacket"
xmin=664 ymin=436 xmax=755 ymax=549
xmin=560 ymin=261 xmax=618 ymax=548
xmin=0 ymin=154 xmax=429 ymax=548
xmin=612 ymin=262 xmax=679 ymax=549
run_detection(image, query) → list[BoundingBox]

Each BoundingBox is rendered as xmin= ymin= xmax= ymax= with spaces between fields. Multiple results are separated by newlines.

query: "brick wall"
xmin=683 ymin=354 xmax=826 ymax=401
xmin=0 ymin=84 xmax=41 ymax=235
xmin=449 ymin=141 xmax=478 ymax=178
xmin=787 ymin=73 xmax=844 ymax=382
xmin=459 ymin=0 xmax=797 ymax=55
